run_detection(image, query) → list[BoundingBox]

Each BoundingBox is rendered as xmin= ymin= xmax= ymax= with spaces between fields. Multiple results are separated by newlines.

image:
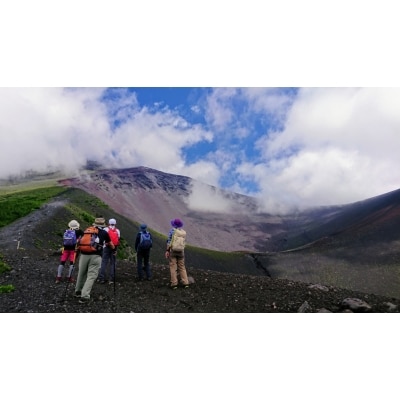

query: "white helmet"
xmin=109 ymin=218 xmax=117 ymax=225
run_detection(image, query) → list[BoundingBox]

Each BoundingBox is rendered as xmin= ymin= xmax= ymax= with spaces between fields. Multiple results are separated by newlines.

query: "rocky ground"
xmin=1 ymin=201 xmax=400 ymax=313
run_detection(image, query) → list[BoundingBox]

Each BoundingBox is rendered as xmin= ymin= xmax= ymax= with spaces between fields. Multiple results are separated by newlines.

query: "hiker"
xmin=165 ymin=218 xmax=189 ymax=289
xmin=74 ymin=217 xmax=115 ymax=303
xmin=134 ymin=223 xmax=153 ymax=281
xmin=98 ymin=218 xmax=120 ymax=284
xmin=56 ymin=220 xmax=83 ymax=283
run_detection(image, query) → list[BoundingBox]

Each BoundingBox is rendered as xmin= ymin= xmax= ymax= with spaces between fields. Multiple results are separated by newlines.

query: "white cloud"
xmin=184 ymin=180 xmax=237 ymax=213
xmin=0 ymin=88 xmax=110 ymax=177
xmin=180 ymin=161 xmax=221 ymax=188
xmin=204 ymin=88 xmax=239 ymax=132
xmin=0 ymin=88 xmax=212 ymax=180
xmin=243 ymin=88 xmax=400 ymax=212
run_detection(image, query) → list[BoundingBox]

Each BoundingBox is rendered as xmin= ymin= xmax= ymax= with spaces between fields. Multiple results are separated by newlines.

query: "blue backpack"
xmin=63 ymin=229 xmax=77 ymax=247
xmin=138 ymin=231 xmax=152 ymax=250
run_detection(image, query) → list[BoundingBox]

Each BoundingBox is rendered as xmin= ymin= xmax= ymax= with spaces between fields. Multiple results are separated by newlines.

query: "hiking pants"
xmin=137 ymin=249 xmax=152 ymax=279
xmin=169 ymin=251 xmax=189 ymax=286
xmin=99 ymin=246 xmax=116 ymax=282
xmin=60 ymin=249 xmax=76 ymax=264
xmin=75 ymin=254 xmax=102 ymax=299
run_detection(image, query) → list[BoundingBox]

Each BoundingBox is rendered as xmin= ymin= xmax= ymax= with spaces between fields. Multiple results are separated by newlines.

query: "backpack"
xmin=63 ymin=229 xmax=77 ymax=247
xmin=107 ymin=227 xmax=120 ymax=246
xmin=138 ymin=231 xmax=152 ymax=250
xmin=78 ymin=226 xmax=101 ymax=253
xmin=171 ymin=228 xmax=186 ymax=252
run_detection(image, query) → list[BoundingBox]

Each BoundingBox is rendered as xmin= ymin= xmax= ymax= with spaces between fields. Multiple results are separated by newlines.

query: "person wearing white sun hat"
xmin=55 ymin=219 xmax=83 ymax=284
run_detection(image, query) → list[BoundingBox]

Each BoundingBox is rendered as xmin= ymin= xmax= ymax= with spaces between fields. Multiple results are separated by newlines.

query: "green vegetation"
xmin=0 ymin=254 xmax=11 ymax=274
xmin=0 ymin=186 xmax=68 ymax=227
xmin=0 ymin=254 xmax=14 ymax=293
xmin=0 ymin=178 xmax=62 ymax=195
xmin=0 ymin=284 xmax=15 ymax=294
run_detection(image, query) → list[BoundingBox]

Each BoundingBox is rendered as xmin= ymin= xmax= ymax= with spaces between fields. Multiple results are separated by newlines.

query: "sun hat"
xmin=109 ymin=218 xmax=117 ymax=225
xmin=93 ymin=217 xmax=106 ymax=227
xmin=68 ymin=220 xmax=80 ymax=230
xmin=140 ymin=223 xmax=147 ymax=231
xmin=170 ymin=218 xmax=183 ymax=228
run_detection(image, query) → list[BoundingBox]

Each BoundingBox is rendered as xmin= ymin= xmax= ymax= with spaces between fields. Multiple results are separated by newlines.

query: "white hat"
xmin=68 ymin=220 xmax=80 ymax=230
xmin=109 ymin=218 xmax=117 ymax=225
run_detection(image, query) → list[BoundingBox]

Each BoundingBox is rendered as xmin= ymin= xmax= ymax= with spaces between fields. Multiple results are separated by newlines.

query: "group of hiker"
xmin=56 ymin=216 xmax=189 ymax=303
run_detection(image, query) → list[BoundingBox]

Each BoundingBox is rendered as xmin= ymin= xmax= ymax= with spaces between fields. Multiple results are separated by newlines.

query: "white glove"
xmin=94 ymin=237 xmax=100 ymax=243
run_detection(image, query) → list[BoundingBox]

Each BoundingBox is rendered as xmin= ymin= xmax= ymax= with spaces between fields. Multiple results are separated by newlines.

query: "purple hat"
xmin=170 ymin=218 xmax=183 ymax=228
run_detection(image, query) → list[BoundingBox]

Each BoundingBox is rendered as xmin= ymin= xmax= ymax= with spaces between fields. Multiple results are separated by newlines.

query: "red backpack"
xmin=107 ymin=227 xmax=120 ymax=246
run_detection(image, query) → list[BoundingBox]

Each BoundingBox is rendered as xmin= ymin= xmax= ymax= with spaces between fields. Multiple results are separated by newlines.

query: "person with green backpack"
xmin=165 ymin=218 xmax=189 ymax=289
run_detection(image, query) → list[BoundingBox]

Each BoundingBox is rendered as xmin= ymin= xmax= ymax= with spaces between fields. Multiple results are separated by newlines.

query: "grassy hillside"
xmin=0 ymin=186 xmax=68 ymax=227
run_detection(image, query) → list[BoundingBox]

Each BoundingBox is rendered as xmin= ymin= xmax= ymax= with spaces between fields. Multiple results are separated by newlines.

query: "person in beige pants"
xmin=75 ymin=217 xmax=115 ymax=302
xmin=165 ymin=218 xmax=189 ymax=289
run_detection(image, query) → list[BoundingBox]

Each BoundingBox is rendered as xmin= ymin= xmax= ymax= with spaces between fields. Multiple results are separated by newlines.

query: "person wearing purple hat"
xmin=165 ymin=218 xmax=189 ymax=289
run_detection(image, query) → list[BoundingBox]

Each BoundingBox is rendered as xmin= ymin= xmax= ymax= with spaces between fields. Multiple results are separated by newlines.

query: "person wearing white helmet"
xmin=97 ymin=218 xmax=121 ymax=284
xmin=56 ymin=220 xmax=84 ymax=283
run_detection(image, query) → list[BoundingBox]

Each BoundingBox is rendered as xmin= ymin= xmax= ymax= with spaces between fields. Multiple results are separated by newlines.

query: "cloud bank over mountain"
xmin=1 ymin=87 xmax=400 ymax=213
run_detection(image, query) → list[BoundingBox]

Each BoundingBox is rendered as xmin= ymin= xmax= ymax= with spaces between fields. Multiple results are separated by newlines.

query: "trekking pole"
xmin=63 ymin=264 xmax=74 ymax=302
xmin=133 ymin=251 xmax=137 ymax=277
xmin=112 ymin=251 xmax=116 ymax=297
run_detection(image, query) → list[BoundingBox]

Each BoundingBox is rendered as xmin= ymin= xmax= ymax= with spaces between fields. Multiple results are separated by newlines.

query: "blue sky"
xmin=1 ymin=87 xmax=400 ymax=214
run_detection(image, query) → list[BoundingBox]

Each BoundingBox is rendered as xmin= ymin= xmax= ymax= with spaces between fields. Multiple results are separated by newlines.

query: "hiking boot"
xmin=55 ymin=277 xmax=62 ymax=284
xmin=183 ymin=285 xmax=189 ymax=289
xmin=170 ymin=285 xmax=178 ymax=290
xmin=74 ymin=291 xmax=81 ymax=298
xmin=68 ymin=277 xmax=76 ymax=283
xmin=108 ymin=281 xmax=114 ymax=285
xmin=79 ymin=297 xmax=90 ymax=304
xmin=97 ymin=279 xmax=106 ymax=284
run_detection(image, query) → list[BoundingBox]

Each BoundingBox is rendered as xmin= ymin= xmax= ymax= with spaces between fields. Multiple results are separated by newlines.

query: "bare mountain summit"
xmin=60 ymin=166 xmax=284 ymax=252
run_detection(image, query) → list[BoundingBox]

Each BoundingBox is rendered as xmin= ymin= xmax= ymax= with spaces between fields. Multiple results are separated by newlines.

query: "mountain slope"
xmin=59 ymin=166 xmax=284 ymax=252
xmin=256 ymin=189 xmax=400 ymax=298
